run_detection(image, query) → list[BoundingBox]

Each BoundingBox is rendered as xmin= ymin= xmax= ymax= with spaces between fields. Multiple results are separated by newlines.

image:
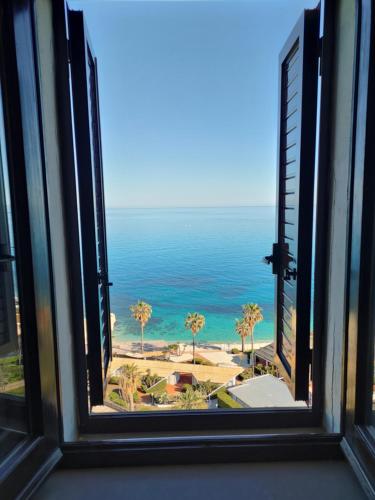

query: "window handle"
xmin=263 ymin=254 xmax=273 ymax=264
xmin=263 ymin=243 xmax=280 ymax=275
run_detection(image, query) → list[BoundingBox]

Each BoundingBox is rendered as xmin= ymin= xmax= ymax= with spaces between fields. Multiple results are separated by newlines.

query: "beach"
xmin=112 ymin=339 xmax=272 ymax=367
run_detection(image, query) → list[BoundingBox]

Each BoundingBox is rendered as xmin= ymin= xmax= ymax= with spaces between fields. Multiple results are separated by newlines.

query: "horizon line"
xmin=105 ymin=204 xmax=277 ymax=210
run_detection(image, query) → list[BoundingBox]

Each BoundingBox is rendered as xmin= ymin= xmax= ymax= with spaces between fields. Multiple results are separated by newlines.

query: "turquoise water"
xmin=107 ymin=206 xmax=275 ymax=344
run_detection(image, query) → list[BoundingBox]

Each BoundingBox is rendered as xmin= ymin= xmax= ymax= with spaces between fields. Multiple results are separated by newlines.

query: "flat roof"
xmin=227 ymin=374 xmax=307 ymax=408
xmin=110 ymin=357 xmax=243 ymax=384
xmin=254 ymin=342 xmax=274 ymax=364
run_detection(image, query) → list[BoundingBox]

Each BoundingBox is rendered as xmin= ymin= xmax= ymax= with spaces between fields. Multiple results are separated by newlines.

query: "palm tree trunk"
xmin=141 ymin=324 xmax=144 ymax=354
xmin=129 ymin=392 xmax=134 ymax=412
xmin=193 ymin=336 xmax=195 ymax=365
xmin=251 ymin=327 xmax=254 ymax=376
xmin=241 ymin=336 xmax=245 ymax=353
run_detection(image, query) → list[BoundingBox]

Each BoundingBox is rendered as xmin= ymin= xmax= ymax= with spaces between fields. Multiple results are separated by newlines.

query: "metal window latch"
xmin=285 ymin=267 xmax=297 ymax=280
xmin=263 ymin=243 xmax=280 ymax=275
xmin=263 ymin=254 xmax=274 ymax=265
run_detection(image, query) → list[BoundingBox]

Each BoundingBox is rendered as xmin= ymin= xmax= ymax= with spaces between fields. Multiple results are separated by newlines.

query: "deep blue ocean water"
xmin=107 ymin=206 xmax=275 ymax=344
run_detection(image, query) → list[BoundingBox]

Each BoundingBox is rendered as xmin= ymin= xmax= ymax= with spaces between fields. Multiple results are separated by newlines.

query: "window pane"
xmin=0 ymin=83 xmax=27 ymax=454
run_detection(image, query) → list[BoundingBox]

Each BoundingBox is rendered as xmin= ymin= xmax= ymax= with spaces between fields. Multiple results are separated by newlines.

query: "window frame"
xmin=0 ymin=0 xmax=62 ymax=497
xmin=342 ymin=0 xmax=375 ymax=494
xmin=57 ymin=1 xmax=333 ymax=435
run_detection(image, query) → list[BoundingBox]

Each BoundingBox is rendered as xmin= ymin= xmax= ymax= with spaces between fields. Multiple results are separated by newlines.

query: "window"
xmin=0 ymin=2 xmax=61 ymax=496
xmin=63 ymin=1 xmax=325 ymax=433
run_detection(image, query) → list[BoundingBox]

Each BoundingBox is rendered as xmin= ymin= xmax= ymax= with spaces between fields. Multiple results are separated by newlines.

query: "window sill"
xmin=60 ymin=430 xmax=342 ymax=469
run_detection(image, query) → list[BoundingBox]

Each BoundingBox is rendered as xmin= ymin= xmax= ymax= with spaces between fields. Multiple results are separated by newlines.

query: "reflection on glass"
xmin=369 ymin=348 xmax=375 ymax=434
xmin=0 ymin=82 xmax=26 ymax=459
xmin=0 ymin=92 xmax=24 ymax=401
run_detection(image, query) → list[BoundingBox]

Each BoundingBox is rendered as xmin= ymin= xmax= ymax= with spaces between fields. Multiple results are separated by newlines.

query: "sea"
xmin=107 ymin=206 xmax=276 ymax=345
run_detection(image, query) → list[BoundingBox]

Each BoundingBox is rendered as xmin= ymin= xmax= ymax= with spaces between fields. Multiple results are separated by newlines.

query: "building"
xmin=227 ymin=375 xmax=307 ymax=409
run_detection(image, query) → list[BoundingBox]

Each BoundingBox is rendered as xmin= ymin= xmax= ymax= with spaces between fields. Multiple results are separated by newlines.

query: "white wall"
xmin=323 ymin=0 xmax=356 ymax=432
xmin=34 ymin=0 xmax=78 ymax=441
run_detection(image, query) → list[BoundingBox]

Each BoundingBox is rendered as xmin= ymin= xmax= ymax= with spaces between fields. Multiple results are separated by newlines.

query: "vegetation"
xmin=5 ymin=385 xmax=25 ymax=397
xmin=192 ymin=354 xmax=213 ymax=366
xmin=237 ymin=367 xmax=253 ymax=381
xmin=108 ymin=375 xmax=120 ymax=385
xmin=118 ymin=363 xmax=140 ymax=412
xmin=254 ymin=363 xmax=278 ymax=377
xmin=177 ymin=386 xmax=205 ymax=410
xmin=0 ymin=355 xmax=23 ymax=391
xmin=235 ymin=318 xmax=251 ymax=353
xmin=185 ymin=312 xmax=205 ymax=365
xmin=217 ymin=389 xmax=242 ymax=409
xmin=140 ymin=369 xmax=162 ymax=392
xmin=146 ymin=378 xmax=167 ymax=395
xmin=108 ymin=390 xmax=128 ymax=409
xmin=130 ymin=300 xmax=152 ymax=353
xmin=153 ymin=392 xmax=170 ymax=405
xmin=231 ymin=347 xmax=241 ymax=354
xmin=194 ymin=380 xmax=219 ymax=398
xmin=242 ymin=303 xmax=263 ymax=372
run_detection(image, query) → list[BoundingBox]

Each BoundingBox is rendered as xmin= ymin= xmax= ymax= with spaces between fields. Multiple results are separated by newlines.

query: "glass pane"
xmin=0 ymin=84 xmax=27 ymax=454
xmin=367 ymin=340 xmax=375 ymax=436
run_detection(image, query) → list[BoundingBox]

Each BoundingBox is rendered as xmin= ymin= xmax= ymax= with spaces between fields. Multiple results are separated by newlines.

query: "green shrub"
xmin=217 ymin=389 xmax=242 ymax=409
xmin=153 ymin=392 xmax=170 ymax=405
xmin=109 ymin=375 xmax=120 ymax=385
xmin=193 ymin=356 xmax=214 ymax=366
xmin=167 ymin=344 xmax=179 ymax=351
xmin=254 ymin=363 xmax=278 ymax=376
xmin=108 ymin=390 xmax=128 ymax=409
xmin=108 ymin=390 xmax=139 ymax=408
xmin=182 ymin=383 xmax=192 ymax=392
xmin=238 ymin=368 xmax=253 ymax=381
xmin=231 ymin=348 xmax=241 ymax=354
xmin=141 ymin=370 xmax=163 ymax=392
xmin=194 ymin=380 xmax=219 ymax=397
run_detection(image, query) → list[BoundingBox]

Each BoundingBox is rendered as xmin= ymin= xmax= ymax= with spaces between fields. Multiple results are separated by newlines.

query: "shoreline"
xmin=112 ymin=339 xmax=272 ymax=353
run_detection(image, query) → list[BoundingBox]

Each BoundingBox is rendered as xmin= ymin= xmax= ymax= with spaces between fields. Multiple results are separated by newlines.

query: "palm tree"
xmin=178 ymin=387 xmax=204 ymax=410
xmin=185 ymin=312 xmax=205 ymax=364
xmin=118 ymin=363 xmax=140 ymax=412
xmin=235 ymin=318 xmax=251 ymax=353
xmin=130 ymin=300 xmax=152 ymax=353
xmin=242 ymin=303 xmax=263 ymax=373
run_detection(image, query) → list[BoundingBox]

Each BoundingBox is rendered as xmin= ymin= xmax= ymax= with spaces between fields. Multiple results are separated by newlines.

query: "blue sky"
xmin=71 ymin=0 xmax=316 ymax=208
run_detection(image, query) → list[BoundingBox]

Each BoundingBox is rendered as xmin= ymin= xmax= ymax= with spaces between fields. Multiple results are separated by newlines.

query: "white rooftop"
xmin=227 ymin=374 xmax=307 ymax=408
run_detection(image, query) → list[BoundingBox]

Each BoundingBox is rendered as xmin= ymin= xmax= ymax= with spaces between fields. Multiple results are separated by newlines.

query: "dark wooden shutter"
xmin=266 ymin=9 xmax=320 ymax=401
xmin=0 ymin=152 xmax=17 ymax=356
xmin=69 ymin=10 xmax=112 ymax=406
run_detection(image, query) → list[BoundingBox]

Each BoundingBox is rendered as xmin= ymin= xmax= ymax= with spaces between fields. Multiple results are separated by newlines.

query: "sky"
xmin=70 ymin=0 xmax=317 ymax=208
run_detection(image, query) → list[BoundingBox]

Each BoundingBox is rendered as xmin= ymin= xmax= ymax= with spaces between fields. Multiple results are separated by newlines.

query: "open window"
xmin=266 ymin=9 xmax=320 ymax=401
xmin=64 ymin=2 xmax=324 ymax=432
xmin=69 ymin=10 xmax=112 ymax=406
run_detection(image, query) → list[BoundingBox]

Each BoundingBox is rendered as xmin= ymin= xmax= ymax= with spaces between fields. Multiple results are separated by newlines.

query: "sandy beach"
xmin=112 ymin=339 xmax=272 ymax=367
